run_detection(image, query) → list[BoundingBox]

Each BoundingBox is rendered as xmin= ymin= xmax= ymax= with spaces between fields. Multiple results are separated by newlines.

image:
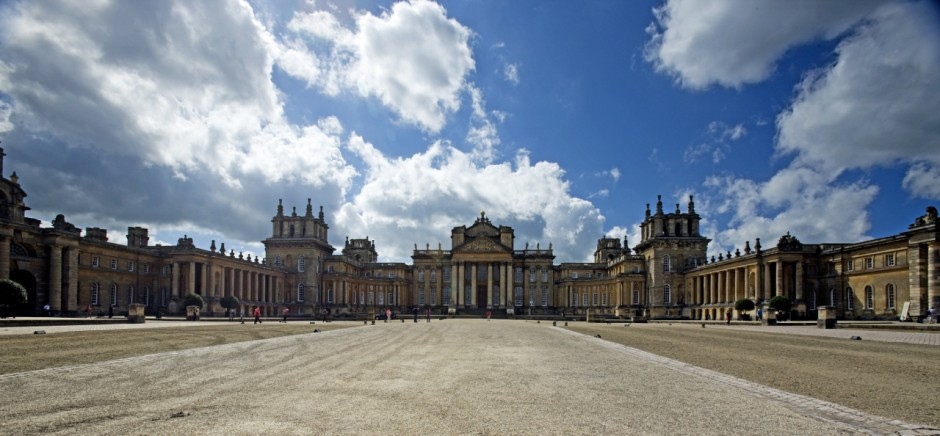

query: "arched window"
xmin=127 ymin=285 xmax=135 ymax=305
xmin=886 ymin=284 xmax=896 ymax=309
xmin=298 ymin=255 xmax=305 ymax=272
xmin=663 ymin=284 xmax=672 ymax=304
xmin=275 ymin=255 xmax=282 ymax=266
xmin=663 ymin=255 xmax=671 ymax=273
xmin=297 ymin=283 xmax=305 ymax=302
xmin=91 ymin=283 xmax=100 ymax=306
xmin=865 ymin=285 xmax=874 ymax=309
xmin=632 ymin=288 xmax=640 ymax=305
xmin=845 ymin=287 xmax=854 ymax=311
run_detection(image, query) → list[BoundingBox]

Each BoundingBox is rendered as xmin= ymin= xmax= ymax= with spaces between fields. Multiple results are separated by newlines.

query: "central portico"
xmin=411 ymin=212 xmax=555 ymax=314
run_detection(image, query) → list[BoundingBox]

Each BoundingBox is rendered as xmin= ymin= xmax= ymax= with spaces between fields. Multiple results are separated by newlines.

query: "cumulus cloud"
xmin=659 ymin=1 xmax=939 ymax=256
xmin=335 ymin=138 xmax=605 ymax=262
xmin=645 ymin=0 xmax=883 ymax=89
xmin=465 ymin=85 xmax=501 ymax=164
xmin=776 ymin=1 xmax=940 ymax=177
xmin=0 ymin=0 xmax=355 ymax=251
xmin=703 ymin=167 xmax=879 ymax=254
xmin=281 ymin=0 xmax=475 ymax=133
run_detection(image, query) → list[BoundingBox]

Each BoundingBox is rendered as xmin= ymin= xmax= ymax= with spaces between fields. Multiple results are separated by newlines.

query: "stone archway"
xmin=9 ymin=269 xmax=37 ymax=316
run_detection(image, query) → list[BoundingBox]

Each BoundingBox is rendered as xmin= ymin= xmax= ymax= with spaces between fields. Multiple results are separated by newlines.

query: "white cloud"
xmin=0 ymin=100 xmax=12 ymax=133
xmin=282 ymin=0 xmax=475 ymax=133
xmin=684 ymin=121 xmax=745 ymax=164
xmin=903 ymin=163 xmax=940 ymax=199
xmin=504 ymin=63 xmax=519 ymax=85
xmin=594 ymin=167 xmax=621 ymax=183
xmin=0 ymin=0 xmax=356 ymax=253
xmin=702 ymin=167 xmax=879 ymax=255
xmin=465 ymin=85 xmax=500 ymax=164
xmin=336 ymin=138 xmax=605 ymax=262
xmin=776 ymin=1 xmax=940 ymax=178
xmin=645 ymin=0 xmax=883 ymax=89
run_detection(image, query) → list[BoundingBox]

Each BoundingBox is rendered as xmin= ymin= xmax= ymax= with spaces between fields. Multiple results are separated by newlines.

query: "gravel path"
xmin=0 ymin=319 xmax=929 ymax=435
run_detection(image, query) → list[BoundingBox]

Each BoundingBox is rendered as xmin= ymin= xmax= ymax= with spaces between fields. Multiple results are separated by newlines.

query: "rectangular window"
xmin=91 ymin=284 xmax=100 ymax=306
xmin=529 ymin=270 xmax=535 ymax=282
xmin=514 ymin=286 xmax=523 ymax=306
xmin=143 ymin=287 xmax=150 ymax=305
xmin=601 ymin=292 xmax=607 ymax=306
xmin=111 ymin=259 xmax=118 ymax=269
xmin=846 ymin=260 xmax=854 ymax=272
xmin=378 ymin=291 xmax=385 ymax=305
xmin=418 ymin=270 xmax=425 ymax=282
xmin=368 ymin=290 xmax=375 ymax=305
xmin=431 ymin=269 xmax=437 ymax=282
xmin=162 ymin=265 xmax=170 ymax=275
xmin=541 ymin=287 xmax=548 ymax=307
xmin=865 ymin=257 xmax=873 ymax=269
xmin=128 ymin=261 xmax=135 ymax=272
xmin=110 ymin=285 xmax=118 ymax=306
xmin=887 ymin=285 xmax=895 ymax=309
xmin=541 ymin=270 xmax=549 ymax=282
xmin=127 ymin=285 xmax=134 ymax=304
xmin=443 ymin=285 xmax=451 ymax=306
xmin=585 ymin=272 xmax=592 ymax=279
xmin=92 ymin=256 xmax=100 ymax=268
xmin=327 ymin=288 xmax=334 ymax=304
xmin=328 ymin=265 xmax=334 ymax=273
xmin=430 ymin=286 xmax=436 ymax=306
xmin=514 ymin=268 xmax=522 ymax=282
xmin=443 ymin=268 xmax=450 ymax=282
xmin=572 ymin=272 xmax=579 ymax=279
xmin=161 ymin=288 xmax=168 ymax=307
xmin=418 ymin=287 xmax=424 ymax=306
xmin=465 ymin=285 xmax=472 ymax=306
xmin=571 ymin=292 xmax=578 ymax=307
xmin=592 ymin=292 xmax=598 ymax=306
xmin=885 ymin=253 xmax=895 ymax=267
xmin=632 ymin=289 xmax=640 ymax=305
xmin=142 ymin=264 xmax=150 ymax=273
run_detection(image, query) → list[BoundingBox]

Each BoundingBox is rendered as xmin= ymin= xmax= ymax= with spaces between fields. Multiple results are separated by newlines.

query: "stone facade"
xmin=1 ymin=149 xmax=937 ymax=320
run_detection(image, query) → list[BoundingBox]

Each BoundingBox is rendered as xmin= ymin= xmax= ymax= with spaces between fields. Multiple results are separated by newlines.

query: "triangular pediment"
xmin=455 ymin=236 xmax=508 ymax=253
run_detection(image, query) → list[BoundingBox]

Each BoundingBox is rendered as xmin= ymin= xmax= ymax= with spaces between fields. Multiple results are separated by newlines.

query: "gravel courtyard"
xmin=0 ymin=319 xmax=934 ymax=435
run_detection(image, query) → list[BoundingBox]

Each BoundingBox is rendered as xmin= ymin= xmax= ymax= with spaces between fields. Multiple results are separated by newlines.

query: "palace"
xmin=1 ymin=149 xmax=937 ymax=320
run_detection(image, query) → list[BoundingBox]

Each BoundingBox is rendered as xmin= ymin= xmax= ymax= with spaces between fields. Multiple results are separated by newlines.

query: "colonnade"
xmin=169 ymin=260 xmax=281 ymax=310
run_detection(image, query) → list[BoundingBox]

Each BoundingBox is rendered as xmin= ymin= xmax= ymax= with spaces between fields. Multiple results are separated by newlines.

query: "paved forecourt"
xmin=0 ymin=319 xmax=933 ymax=435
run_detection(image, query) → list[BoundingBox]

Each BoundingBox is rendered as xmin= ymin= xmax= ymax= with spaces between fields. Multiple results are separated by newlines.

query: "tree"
xmin=734 ymin=298 xmax=755 ymax=313
xmin=768 ymin=295 xmax=792 ymax=313
xmin=220 ymin=295 xmax=240 ymax=311
xmin=0 ymin=279 xmax=27 ymax=318
xmin=182 ymin=293 xmax=204 ymax=309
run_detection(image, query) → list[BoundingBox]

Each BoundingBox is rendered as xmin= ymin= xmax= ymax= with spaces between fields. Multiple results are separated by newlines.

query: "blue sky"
xmin=0 ymin=0 xmax=938 ymax=262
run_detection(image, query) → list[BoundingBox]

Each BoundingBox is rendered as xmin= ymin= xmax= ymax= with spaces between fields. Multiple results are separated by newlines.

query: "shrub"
xmin=768 ymin=295 xmax=792 ymax=313
xmin=183 ymin=293 xmax=204 ymax=309
xmin=220 ymin=295 xmax=240 ymax=310
xmin=0 ymin=279 xmax=27 ymax=306
xmin=733 ymin=298 xmax=755 ymax=313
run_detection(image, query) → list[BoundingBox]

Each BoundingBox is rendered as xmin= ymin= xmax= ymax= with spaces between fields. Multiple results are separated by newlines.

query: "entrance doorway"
xmin=476 ymin=286 xmax=487 ymax=308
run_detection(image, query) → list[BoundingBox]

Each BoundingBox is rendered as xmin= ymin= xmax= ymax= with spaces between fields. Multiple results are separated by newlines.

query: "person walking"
xmin=108 ymin=304 xmax=113 ymax=319
xmin=485 ymin=310 xmax=492 ymax=321
xmin=426 ymin=307 xmax=431 ymax=323
xmin=253 ymin=306 xmax=262 ymax=324
xmin=281 ymin=306 xmax=289 ymax=323
xmin=385 ymin=308 xmax=392 ymax=323
xmin=725 ymin=311 xmax=731 ymax=325
xmin=929 ymin=306 xmax=937 ymax=324
xmin=756 ymin=307 xmax=763 ymax=321
xmin=412 ymin=306 xmax=418 ymax=323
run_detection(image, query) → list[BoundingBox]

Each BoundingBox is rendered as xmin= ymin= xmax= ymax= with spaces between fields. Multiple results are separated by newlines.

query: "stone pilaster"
xmin=48 ymin=245 xmax=63 ymax=311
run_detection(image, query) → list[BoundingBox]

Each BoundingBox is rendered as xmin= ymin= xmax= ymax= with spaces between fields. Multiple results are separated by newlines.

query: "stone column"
xmin=763 ymin=263 xmax=772 ymax=300
xmin=503 ymin=262 xmax=511 ymax=308
xmin=486 ymin=263 xmax=494 ymax=308
xmin=457 ymin=262 xmax=465 ymax=308
xmin=48 ymin=245 xmax=63 ymax=311
xmin=470 ymin=263 xmax=478 ymax=308
xmin=795 ymin=261 xmax=804 ymax=301
xmin=929 ymin=243 xmax=939 ymax=310
xmin=171 ymin=262 xmax=180 ymax=297
xmin=0 ymin=235 xmax=10 ymax=280
xmin=203 ymin=264 xmax=212 ymax=297
xmin=451 ymin=264 xmax=458 ymax=307
xmin=188 ymin=261 xmax=196 ymax=296
xmin=776 ymin=261 xmax=784 ymax=297
xmin=67 ymin=247 xmax=79 ymax=311
xmin=227 ymin=267 xmax=235 ymax=299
